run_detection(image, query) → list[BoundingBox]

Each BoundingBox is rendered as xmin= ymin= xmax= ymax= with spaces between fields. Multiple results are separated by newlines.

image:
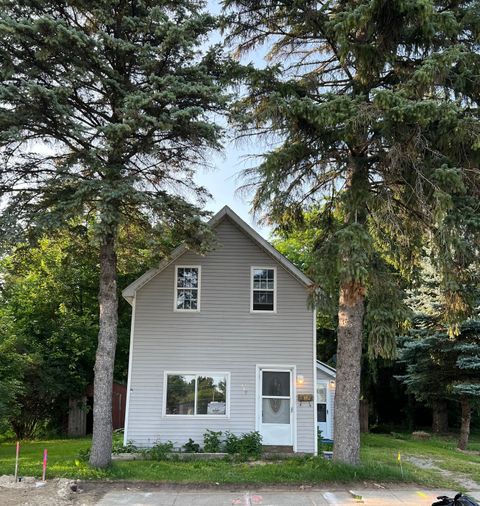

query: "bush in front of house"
xmin=224 ymin=431 xmax=241 ymax=454
xmin=183 ymin=438 xmax=201 ymax=453
xmin=225 ymin=431 xmax=262 ymax=459
xmin=147 ymin=440 xmax=174 ymax=460
xmin=203 ymin=430 xmax=223 ymax=453
xmin=112 ymin=439 xmax=139 ymax=455
xmin=239 ymin=431 xmax=263 ymax=458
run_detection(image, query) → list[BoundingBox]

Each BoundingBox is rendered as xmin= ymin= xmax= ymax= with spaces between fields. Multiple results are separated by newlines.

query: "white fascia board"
xmin=316 ymin=361 xmax=337 ymax=378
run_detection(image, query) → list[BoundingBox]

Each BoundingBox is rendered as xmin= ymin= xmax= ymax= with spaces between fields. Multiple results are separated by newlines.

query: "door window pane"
xmin=262 ymin=398 xmax=290 ymax=423
xmin=317 ymin=403 xmax=327 ymax=423
xmin=317 ymin=384 xmax=327 ymax=403
xmin=262 ymin=371 xmax=290 ymax=397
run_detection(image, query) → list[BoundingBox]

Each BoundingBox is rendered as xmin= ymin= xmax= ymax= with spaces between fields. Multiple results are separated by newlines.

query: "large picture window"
xmin=165 ymin=373 xmax=228 ymax=416
xmin=175 ymin=266 xmax=200 ymax=311
xmin=251 ymin=267 xmax=276 ymax=312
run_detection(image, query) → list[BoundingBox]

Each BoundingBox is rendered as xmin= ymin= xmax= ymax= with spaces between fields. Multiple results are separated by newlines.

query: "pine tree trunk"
xmin=333 ymin=280 xmax=366 ymax=465
xmin=332 ymin=156 xmax=368 ymax=465
xmin=89 ymin=231 xmax=118 ymax=468
xmin=457 ymin=398 xmax=471 ymax=451
xmin=432 ymin=399 xmax=448 ymax=434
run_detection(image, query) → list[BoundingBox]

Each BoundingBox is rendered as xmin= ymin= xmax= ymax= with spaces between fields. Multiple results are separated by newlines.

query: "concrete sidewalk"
xmin=96 ymin=487 xmax=480 ymax=505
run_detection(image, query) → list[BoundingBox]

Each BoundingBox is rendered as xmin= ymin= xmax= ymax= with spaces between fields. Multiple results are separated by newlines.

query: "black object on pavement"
xmin=432 ymin=493 xmax=479 ymax=506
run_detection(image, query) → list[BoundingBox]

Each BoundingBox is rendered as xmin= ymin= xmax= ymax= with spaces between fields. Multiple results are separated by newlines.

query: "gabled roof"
xmin=316 ymin=361 xmax=336 ymax=378
xmin=122 ymin=205 xmax=313 ymax=304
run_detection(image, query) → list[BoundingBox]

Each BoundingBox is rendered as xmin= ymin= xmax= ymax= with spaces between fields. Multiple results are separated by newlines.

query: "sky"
xmin=196 ymin=1 xmax=271 ymax=237
xmin=195 ymin=137 xmax=268 ymax=236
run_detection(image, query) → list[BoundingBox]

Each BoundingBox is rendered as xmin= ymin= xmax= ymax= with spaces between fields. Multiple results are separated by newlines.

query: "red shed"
xmin=68 ymin=383 xmax=127 ymax=437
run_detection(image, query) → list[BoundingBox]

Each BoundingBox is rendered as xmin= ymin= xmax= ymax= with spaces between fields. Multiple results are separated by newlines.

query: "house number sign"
xmin=297 ymin=393 xmax=314 ymax=403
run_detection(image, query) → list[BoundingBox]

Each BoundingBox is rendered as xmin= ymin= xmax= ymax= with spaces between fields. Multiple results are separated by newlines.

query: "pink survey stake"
xmin=14 ymin=442 xmax=19 ymax=481
xmin=42 ymin=449 xmax=47 ymax=481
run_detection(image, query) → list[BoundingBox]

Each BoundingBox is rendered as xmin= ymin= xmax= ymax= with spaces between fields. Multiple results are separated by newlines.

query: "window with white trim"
xmin=165 ymin=373 xmax=228 ymax=416
xmin=175 ymin=266 xmax=200 ymax=311
xmin=251 ymin=267 xmax=276 ymax=312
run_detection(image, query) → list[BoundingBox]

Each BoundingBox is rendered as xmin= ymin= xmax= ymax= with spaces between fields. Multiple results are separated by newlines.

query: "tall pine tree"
xmin=224 ymin=0 xmax=480 ymax=463
xmin=399 ymin=321 xmax=480 ymax=450
xmin=0 ymin=0 xmax=230 ymax=467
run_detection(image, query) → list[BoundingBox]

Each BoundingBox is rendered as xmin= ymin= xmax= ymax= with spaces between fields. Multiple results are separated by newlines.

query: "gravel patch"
xmin=405 ymin=456 xmax=480 ymax=491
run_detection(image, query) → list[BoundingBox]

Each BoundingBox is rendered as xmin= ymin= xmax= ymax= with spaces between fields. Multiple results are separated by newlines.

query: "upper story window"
xmin=175 ymin=266 xmax=200 ymax=311
xmin=251 ymin=267 xmax=276 ymax=312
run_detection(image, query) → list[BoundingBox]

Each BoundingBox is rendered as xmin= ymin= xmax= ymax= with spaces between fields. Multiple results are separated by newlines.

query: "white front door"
xmin=317 ymin=381 xmax=330 ymax=440
xmin=258 ymin=368 xmax=293 ymax=446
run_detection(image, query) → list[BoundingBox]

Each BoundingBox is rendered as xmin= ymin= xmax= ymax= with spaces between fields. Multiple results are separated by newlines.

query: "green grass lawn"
xmin=0 ymin=433 xmax=478 ymax=488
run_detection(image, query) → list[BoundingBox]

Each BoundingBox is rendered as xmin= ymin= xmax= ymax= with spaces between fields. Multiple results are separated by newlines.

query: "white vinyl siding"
xmin=125 ymin=217 xmax=315 ymax=452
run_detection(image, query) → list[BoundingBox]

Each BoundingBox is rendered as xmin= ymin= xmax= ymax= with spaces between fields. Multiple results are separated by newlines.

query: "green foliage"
xmin=272 ymin=207 xmax=409 ymax=359
xmin=272 ymin=208 xmax=339 ymax=325
xmin=398 ymin=270 xmax=480 ymax=411
xmin=203 ymin=430 xmax=223 ymax=453
xmin=317 ymin=430 xmax=334 ymax=454
xmin=225 ymin=0 xmax=480 ymax=360
xmin=0 ymin=231 xmax=98 ymax=437
xmin=400 ymin=320 xmax=480 ymax=406
xmin=147 ymin=441 xmax=174 ymax=461
xmin=111 ymin=431 xmax=139 ymax=455
xmin=0 ymin=0 xmax=232 ymax=243
xmin=183 ymin=438 xmax=200 ymax=453
xmin=97 ymin=437 xmax=175 ymax=460
xmin=76 ymin=446 xmax=91 ymax=463
xmin=224 ymin=431 xmax=262 ymax=459
xmin=224 ymin=431 xmax=241 ymax=455
xmin=0 ymin=325 xmax=24 ymax=433
xmin=112 ymin=440 xmax=139 ymax=456
xmin=317 ymin=429 xmax=323 ymax=452
xmin=0 ymin=224 xmax=162 ymax=437
xmin=239 ymin=432 xmax=263 ymax=458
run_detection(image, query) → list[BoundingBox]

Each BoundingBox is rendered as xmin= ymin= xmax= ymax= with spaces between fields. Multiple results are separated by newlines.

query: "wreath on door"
xmin=269 ymin=376 xmax=283 ymax=413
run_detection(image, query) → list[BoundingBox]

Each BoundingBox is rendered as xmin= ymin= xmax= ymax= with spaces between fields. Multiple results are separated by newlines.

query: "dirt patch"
xmin=0 ymin=475 xmax=96 ymax=506
xmin=405 ymin=456 xmax=480 ymax=491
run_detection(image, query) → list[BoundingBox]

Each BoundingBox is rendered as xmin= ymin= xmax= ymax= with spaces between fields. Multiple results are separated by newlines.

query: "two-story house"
xmin=122 ymin=206 xmax=329 ymax=454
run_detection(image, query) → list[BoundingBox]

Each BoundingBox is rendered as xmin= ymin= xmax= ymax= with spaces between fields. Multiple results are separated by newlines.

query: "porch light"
xmin=296 ymin=375 xmax=304 ymax=386
xmin=329 ymin=380 xmax=335 ymax=387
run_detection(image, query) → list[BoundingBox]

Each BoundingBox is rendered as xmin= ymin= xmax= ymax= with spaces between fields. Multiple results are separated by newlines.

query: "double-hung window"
xmin=175 ymin=266 xmax=200 ymax=311
xmin=164 ymin=372 xmax=229 ymax=416
xmin=251 ymin=267 xmax=276 ymax=312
